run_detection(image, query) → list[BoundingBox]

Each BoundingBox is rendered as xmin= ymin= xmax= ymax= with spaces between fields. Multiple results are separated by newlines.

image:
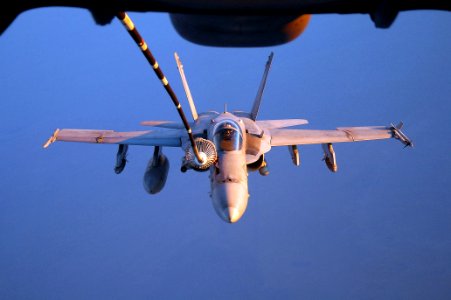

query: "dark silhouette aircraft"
xmin=2 ymin=0 xmax=449 ymax=46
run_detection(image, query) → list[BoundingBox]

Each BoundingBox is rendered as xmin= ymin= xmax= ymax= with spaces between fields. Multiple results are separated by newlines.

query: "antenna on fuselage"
xmin=116 ymin=11 xmax=210 ymax=167
xmin=250 ymin=52 xmax=274 ymax=121
xmin=174 ymin=52 xmax=198 ymax=121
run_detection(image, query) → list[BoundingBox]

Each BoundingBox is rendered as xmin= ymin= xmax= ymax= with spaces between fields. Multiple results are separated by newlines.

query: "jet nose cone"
xmin=222 ymin=206 xmax=242 ymax=223
xmin=211 ymin=182 xmax=248 ymax=223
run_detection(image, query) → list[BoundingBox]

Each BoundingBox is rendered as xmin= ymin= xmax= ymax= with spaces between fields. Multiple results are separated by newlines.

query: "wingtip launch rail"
xmin=43 ymin=129 xmax=60 ymax=149
xmin=391 ymin=122 xmax=414 ymax=148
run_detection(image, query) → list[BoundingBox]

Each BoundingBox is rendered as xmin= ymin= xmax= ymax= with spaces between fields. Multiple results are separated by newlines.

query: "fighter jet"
xmin=43 ymin=12 xmax=413 ymax=223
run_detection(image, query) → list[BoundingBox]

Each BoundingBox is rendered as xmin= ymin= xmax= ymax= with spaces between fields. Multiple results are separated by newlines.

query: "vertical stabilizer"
xmin=250 ymin=52 xmax=274 ymax=121
xmin=174 ymin=52 xmax=198 ymax=121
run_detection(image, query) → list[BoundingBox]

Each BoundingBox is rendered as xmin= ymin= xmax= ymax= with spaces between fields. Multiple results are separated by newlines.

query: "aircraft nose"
xmin=222 ymin=206 xmax=242 ymax=223
xmin=211 ymin=182 xmax=248 ymax=223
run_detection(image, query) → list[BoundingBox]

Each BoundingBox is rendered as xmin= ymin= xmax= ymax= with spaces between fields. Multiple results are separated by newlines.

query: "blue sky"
xmin=1 ymin=7 xmax=450 ymax=299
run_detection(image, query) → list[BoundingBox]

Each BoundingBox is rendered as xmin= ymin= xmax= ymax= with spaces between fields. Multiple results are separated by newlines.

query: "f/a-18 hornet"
xmin=43 ymin=12 xmax=412 ymax=223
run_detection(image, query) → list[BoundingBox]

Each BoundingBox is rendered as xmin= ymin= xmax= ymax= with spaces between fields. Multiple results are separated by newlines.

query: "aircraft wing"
xmin=43 ymin=128 xmax=184 ymax=148
xmin=269 ymin=126 xmax=394 ymax=146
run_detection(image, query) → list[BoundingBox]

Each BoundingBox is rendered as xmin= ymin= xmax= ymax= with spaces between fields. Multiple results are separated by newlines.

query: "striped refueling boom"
xmin=116 ymin=11 xmax=205 ymax=164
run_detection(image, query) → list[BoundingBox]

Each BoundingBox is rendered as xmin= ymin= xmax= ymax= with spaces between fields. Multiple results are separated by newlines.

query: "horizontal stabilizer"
xmin=257 ymin=119 xmax=308 ymax=130
xmin=140 ymin=121 xmax=185 ymax=129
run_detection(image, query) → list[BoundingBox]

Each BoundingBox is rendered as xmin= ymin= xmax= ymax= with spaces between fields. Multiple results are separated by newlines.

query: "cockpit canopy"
xmin=213 ymin=121 xmax=243 ymax=152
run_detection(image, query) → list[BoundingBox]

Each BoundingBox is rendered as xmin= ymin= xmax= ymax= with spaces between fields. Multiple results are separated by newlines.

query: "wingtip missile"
xmin=43 ymin=129 xmax=60 ymax=148
xmin=390 ymin=122 xmax=413 ymax=148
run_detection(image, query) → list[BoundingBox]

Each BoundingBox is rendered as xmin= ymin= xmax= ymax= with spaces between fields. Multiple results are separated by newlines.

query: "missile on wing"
xmin=322 ymin=143 xmax=338 ymax=173
xmin=390 ymin=122 xmax=414 ymax=148
xmin=246 ymin=154 xmax=269 ymax=176
xmin=247 ymin=154 xmax=264 ymax=172
xmin=114 ymin=144 xmax=128 ymax=174
xmin=288 ymin=145 xmax=300 ymax=166
xmin=143 ymin=146 xmax=170 ymax=194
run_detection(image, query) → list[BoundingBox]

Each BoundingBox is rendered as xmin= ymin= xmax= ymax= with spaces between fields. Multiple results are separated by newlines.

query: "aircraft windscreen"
xmin=213 ymin=122 xmax=243 ymax=152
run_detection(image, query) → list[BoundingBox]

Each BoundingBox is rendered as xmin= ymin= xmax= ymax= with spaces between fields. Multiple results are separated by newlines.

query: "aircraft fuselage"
xmin=208 ymin=113 xmax=249 ymax=223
